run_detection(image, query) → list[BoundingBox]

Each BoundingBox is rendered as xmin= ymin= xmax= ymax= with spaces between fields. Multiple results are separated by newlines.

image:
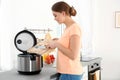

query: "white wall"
xmin=0 ymin=0 xmax=1 ymax=70
xmin=92 ymin=0 xmax=120 ymax=80
xmin=0 ymin=0 xmax=63 ymax=70
xmin=0 ymin=0 xmax=93 ymax=70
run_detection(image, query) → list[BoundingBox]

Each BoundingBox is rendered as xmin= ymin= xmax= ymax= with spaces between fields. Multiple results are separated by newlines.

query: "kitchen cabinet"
xmin=81 ymin=66 xmax=88 ymax=80
xmin=81 ymin=57 xmax=102 ymax=80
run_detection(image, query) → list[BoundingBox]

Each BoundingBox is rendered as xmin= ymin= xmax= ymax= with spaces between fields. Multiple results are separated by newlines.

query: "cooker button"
xmin=17 ymin=39 xmax=22 ymax=44
xmin=91 ymin=65 xmax=94 ymax=68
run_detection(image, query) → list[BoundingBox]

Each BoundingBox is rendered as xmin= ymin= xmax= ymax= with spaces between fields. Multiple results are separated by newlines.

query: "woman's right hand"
xmin=46 ymin=38 xmax=59 ymax=49
xmin=52 ymin=38 xmax=59 ymax=41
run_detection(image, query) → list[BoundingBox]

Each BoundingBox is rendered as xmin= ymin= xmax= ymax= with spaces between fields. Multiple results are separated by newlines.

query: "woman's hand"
xmin=46 ymin=38 xmax=59 ymax=49
xmin=52 ymin=38 xmax=59 ymax=41
xmin=46 ymin=40 xmax=56 ymax=49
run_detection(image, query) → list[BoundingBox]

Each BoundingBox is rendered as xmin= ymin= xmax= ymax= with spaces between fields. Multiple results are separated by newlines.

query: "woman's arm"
xmin=55 ymin=35 xmax=81 ymax=60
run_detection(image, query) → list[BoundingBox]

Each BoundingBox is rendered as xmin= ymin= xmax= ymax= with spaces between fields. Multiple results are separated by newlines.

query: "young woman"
xmin=47 ymin=1 xmax=83 ymax=80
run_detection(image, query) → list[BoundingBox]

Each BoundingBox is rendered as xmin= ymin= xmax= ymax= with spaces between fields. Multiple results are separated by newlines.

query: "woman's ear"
xmin=61 ymin=11 xmax=66 ymax=16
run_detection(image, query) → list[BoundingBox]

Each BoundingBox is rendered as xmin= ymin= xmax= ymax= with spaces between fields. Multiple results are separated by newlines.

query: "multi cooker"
xmin=14 ymin=30 xmax=43 ymax=75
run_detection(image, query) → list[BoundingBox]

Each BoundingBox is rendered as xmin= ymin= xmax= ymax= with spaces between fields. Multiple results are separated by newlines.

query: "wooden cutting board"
xmin=27 ymin=32 xmax=55 ymax=55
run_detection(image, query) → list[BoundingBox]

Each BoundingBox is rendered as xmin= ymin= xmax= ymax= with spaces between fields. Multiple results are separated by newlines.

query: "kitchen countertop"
xmin=0 ymin=57 xmax=102 ymax=80
xmin=81 ymin=57 xmax=102 ymax=66
xmin=0 ymin=65 xmax=57 ymax=80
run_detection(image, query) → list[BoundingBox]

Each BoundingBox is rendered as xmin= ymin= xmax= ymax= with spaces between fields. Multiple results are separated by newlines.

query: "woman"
xmin=47 ymin=1 xmax=83 ymax=80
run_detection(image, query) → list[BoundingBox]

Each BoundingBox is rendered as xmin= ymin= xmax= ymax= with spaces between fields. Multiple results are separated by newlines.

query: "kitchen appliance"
xmin=81 ymin=57 xmax=101 ymax=80
xmin=82 ymin=57 xmax=101 ymax=80
xmin=14 ymin=30 xmax=43 ymax=75
xmin=88 ymin=62 xmax=101 ymax=80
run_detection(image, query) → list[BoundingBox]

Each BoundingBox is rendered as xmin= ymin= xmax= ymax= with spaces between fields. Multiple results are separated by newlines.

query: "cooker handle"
xmin=41 ymin=56 xmax=43 ymax=68
xmin=30 ymin=54 xmax=36 ymax=60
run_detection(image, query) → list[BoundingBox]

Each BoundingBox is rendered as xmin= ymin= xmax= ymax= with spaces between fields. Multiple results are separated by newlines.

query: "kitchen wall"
xmin=0 ymin=0 xmax=93 ymax=70
xmin=0 ymin=0 xmax=62 ymax=70
xmin=92 ymin=0 xmax=120 ymax=80
xmin=0 ymin=0 xmax=1 ymax=70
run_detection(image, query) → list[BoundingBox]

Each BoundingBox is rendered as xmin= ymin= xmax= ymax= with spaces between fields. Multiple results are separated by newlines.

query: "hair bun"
xmin=69 ymin=6 xmax=77 ymax=16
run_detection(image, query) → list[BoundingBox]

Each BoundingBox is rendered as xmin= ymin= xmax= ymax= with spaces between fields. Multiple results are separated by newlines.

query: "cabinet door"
xmin=81 ymin=66 xmax=88 ymax=80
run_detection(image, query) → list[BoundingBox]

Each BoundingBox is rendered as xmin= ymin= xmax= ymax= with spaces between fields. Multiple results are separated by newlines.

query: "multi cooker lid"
xmin=14 ymin=30 xmax=37 ymax=52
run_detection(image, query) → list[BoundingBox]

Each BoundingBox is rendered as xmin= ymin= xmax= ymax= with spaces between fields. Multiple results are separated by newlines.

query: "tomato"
xmin=44 ymin=54 xmax=55 ymax=64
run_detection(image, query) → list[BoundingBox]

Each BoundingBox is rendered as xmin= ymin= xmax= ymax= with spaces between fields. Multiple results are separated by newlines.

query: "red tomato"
xmin=45 ymin=54 xmax=55 ymax=64
xmin=45 ymin=55 xmax=51 ymax=64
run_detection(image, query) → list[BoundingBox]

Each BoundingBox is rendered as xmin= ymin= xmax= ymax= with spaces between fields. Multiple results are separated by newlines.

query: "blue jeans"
xmin=59 ymin=74 xmax=83 ymax=80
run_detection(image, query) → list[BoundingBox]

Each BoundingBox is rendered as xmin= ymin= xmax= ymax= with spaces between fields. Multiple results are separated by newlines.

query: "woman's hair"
xmin=51 ymin=1 xmax=77 ymax=16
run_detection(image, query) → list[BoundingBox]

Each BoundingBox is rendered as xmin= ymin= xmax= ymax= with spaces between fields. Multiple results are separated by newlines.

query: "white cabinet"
xmin=81 ymin=57 xmax=102 ymax=80
xmin=81 ymin=66 xmax=88 ymax=80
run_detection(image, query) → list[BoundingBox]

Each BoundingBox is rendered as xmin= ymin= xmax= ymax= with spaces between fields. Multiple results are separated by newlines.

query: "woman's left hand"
xmin=46 ymin=39 xmax=57 ymax=49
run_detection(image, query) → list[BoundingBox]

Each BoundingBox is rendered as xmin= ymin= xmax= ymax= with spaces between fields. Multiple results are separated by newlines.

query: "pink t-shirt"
xmin=57 ymin=23 xmax=83 ymax=75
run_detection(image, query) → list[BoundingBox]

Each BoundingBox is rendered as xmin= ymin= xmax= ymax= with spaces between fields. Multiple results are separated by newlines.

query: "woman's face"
xmin=52 ymin=11 xmax=65 ymax=24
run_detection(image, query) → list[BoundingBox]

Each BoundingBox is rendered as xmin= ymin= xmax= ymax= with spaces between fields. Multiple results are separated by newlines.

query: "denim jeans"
xmin=59 ymin=73 xmax=83 ymax=80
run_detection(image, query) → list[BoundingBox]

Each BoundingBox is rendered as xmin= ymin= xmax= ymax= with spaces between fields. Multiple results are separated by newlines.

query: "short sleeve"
xmin=69 ymin=24 xmax=81 ymax=37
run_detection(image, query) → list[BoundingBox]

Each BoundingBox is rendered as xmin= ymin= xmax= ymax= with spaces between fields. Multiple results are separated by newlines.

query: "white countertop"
xmin=0 ymin=65 xmax=57 ymax=80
